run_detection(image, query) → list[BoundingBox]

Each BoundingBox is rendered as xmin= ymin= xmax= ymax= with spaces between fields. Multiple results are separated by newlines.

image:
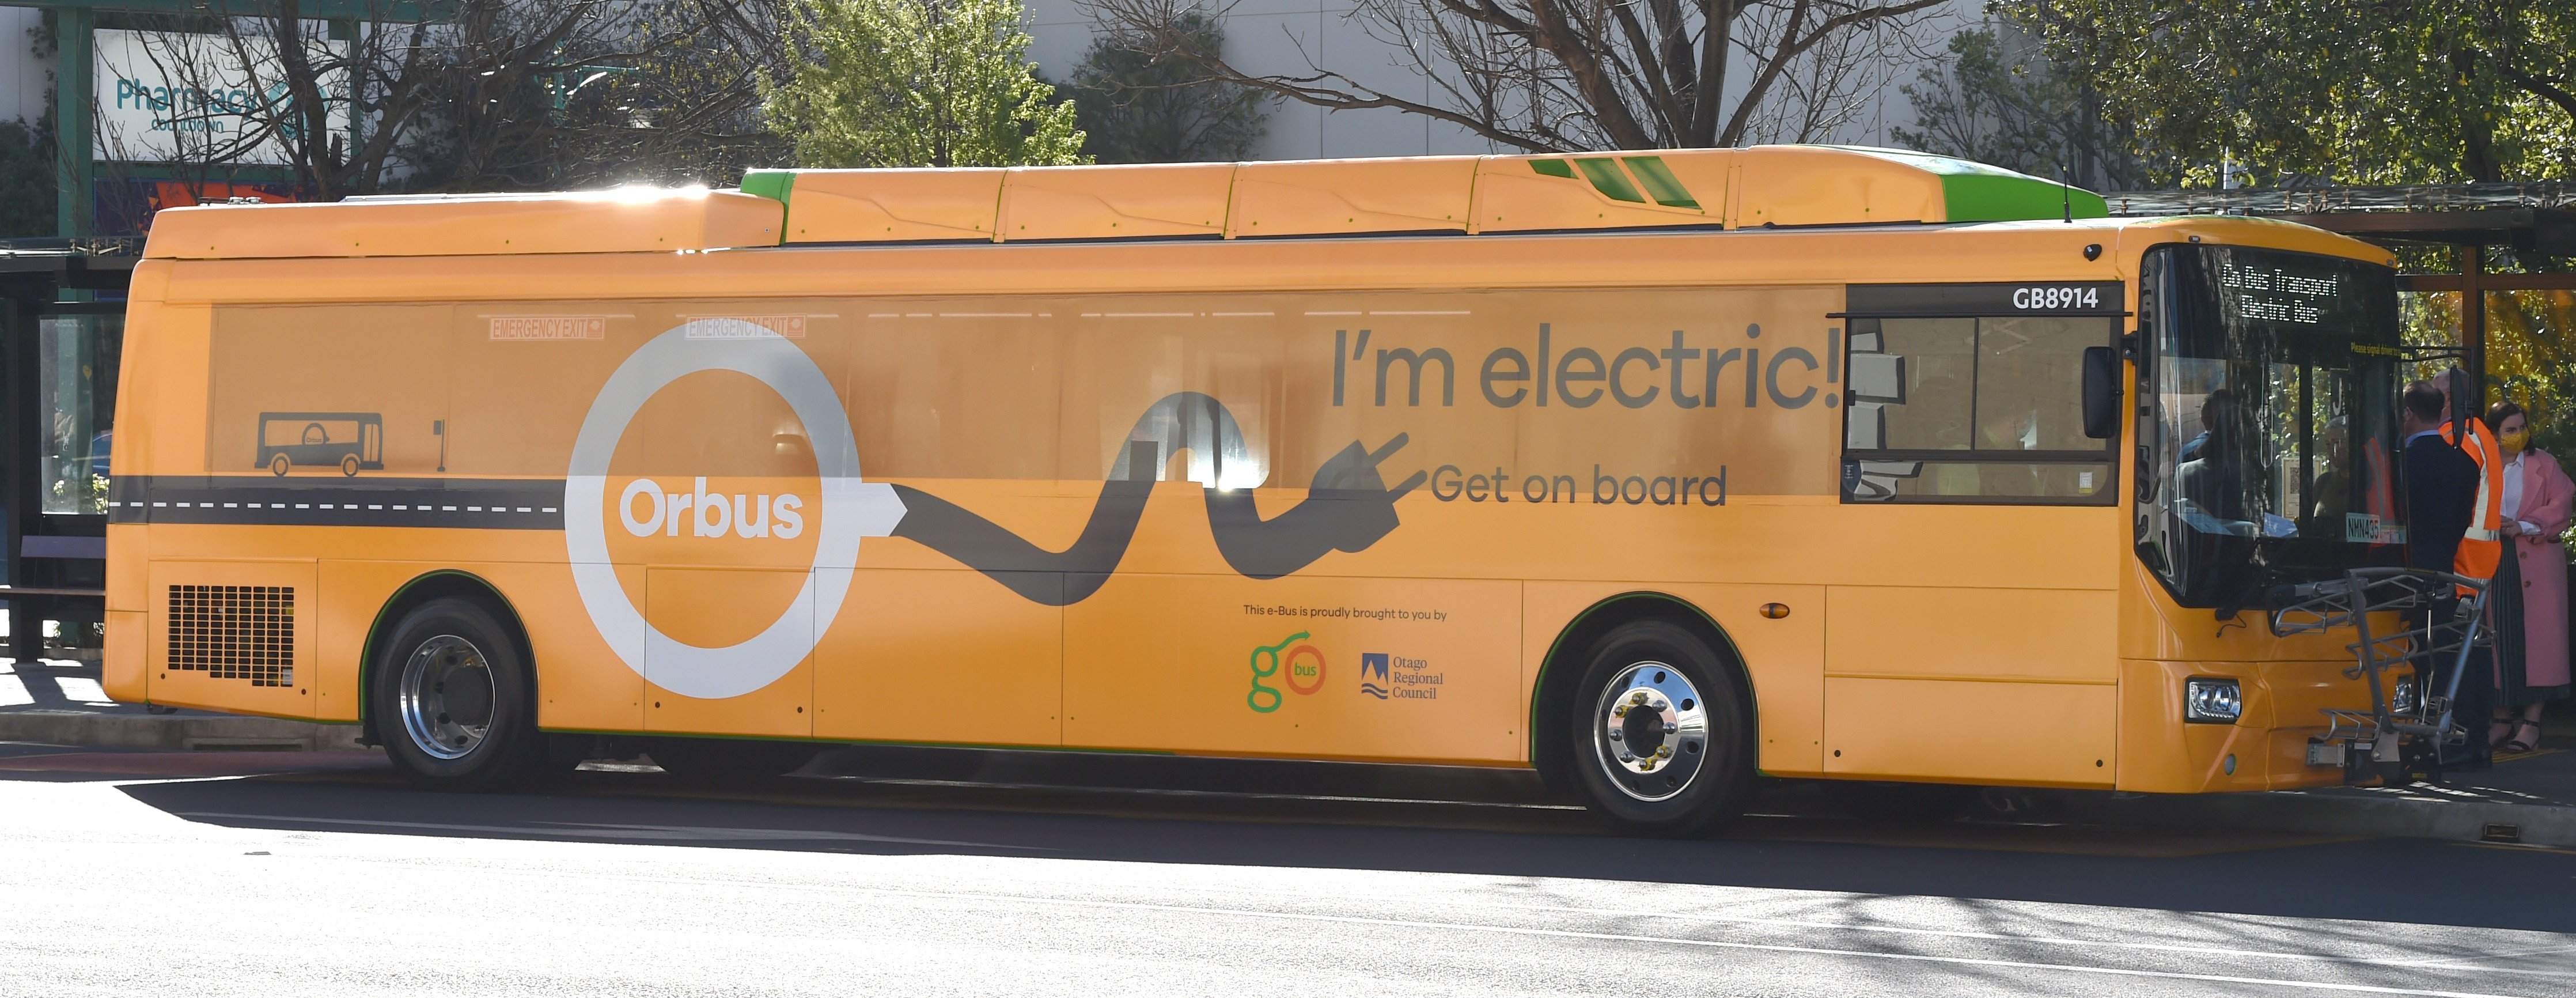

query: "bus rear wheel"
xmin=1564 ymin=619 xmax=1754 ymax=837
xmin=270 ymin=453 xmax=290 ymax=477
xmin=372 ymin=596 xmax=555 ymax=791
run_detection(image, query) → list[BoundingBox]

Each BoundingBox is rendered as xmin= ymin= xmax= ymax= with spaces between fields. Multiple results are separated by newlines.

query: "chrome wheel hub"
xmin=399 ymin=634 xmax=495 ymax=761
xmin=1592 ymin=661 xmax=1709 ymax=802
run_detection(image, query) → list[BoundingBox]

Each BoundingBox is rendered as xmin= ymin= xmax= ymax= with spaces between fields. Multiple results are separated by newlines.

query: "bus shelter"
xmin=0 ymin=244 xmax=134 ymax=667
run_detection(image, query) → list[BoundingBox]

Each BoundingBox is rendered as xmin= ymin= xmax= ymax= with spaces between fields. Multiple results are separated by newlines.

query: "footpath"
xmin=0 ymin=655 xmax=358 ymax=751
xmin=5 ymin=652 xmax=2571 ymax=846
xmin=2048 ymin=740 xmax=2576 ymax=848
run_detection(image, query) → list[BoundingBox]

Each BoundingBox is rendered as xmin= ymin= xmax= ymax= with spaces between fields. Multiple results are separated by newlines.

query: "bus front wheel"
xmin=371 ymin=596 xmax=556 ymax=791
xmin=1564 ymin=619 xmax=1755 ymax=837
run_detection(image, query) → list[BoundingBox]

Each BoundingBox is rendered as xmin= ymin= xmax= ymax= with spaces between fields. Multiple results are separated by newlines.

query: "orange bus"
xmin=104 ymin=147 xmax=2406 ymax=834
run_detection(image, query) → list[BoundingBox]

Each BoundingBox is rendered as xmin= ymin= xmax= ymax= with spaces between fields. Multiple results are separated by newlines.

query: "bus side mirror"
xmin=2082 ymin=346 xmax=2122 ymax=439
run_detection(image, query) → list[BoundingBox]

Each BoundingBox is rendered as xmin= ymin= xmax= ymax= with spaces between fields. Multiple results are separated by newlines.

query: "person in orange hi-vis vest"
xmin=2440 ymin=368 xmax=2505 ymax=588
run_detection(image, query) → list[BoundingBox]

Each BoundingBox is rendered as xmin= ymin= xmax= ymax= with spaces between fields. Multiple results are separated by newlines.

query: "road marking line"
xmin=2392 ymin=943 xmax=2576 ymax=969
xmin=173 ymin=811 xmax=1050 ymax=851
xmin=825 ymin=889 xmax=2524 ymax=998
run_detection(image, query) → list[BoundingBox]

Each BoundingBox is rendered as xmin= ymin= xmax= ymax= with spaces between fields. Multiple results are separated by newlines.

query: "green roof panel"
xmin=1817 ymin=145 xmax=2109 ymax=222
xmin=1939 ymin=172 xmax=2111 ymax=222
xmin=738 ymin=169 xmax=797 ymax=205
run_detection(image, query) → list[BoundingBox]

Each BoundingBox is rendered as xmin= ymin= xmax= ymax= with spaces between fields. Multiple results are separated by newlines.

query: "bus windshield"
xmin=2135 ymin=244 xmax=2404 ymax=610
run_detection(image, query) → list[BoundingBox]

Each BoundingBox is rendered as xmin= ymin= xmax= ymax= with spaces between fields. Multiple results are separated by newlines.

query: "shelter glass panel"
xmin=39 ymin=313 xmax=123 ymax=516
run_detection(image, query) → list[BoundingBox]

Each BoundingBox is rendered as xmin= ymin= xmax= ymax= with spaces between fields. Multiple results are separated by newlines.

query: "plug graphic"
xmin=1206 ymin=433 xmax=1425 ymax=579
xmin=1306 ymin=433 xmax=1427 ymax=551
xmin=889 ymin=392 xmax=1428 ymax=599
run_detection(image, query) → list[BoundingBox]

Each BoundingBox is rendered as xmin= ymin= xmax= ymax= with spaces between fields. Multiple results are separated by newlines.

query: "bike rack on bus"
xmin=2268 ymin=568 xmax=2492 ymax=785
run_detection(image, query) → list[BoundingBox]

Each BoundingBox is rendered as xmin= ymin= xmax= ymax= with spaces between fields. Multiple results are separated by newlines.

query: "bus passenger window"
xmin=1842 ymin=313 xmax=2117 ymax=505
xmin=1978 ymin=316 xmax=2097 ymax=453
xmin=1874 ymin=318 xmax=1973 ymax=451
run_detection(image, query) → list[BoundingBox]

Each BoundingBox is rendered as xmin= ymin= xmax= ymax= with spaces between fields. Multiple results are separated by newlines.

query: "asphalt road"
xmin=1 ymin=744 xmax=2570 ymax=997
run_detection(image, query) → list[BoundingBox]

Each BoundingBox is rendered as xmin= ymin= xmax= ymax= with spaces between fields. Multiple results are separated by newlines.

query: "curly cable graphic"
xmin=889 ymin=392 xmax=1425 ymax=606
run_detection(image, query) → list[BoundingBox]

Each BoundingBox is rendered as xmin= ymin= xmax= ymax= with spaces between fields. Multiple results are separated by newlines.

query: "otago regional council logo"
xmin=1248 ymin=632 xmax=1328 ymax=712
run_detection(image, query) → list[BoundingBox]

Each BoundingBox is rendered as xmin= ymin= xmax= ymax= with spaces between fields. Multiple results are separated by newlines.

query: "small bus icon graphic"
xmin=257 ymin=412 xmax=385 ymax=477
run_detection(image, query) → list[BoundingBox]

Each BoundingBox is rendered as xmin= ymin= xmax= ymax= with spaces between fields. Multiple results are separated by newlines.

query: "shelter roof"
xmin=2107 ymin=184 xmax=2576 ymax=256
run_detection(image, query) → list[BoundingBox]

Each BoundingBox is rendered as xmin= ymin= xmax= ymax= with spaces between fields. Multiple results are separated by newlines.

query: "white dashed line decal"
xmin=108 ymin=477 xmax=570 ymax=531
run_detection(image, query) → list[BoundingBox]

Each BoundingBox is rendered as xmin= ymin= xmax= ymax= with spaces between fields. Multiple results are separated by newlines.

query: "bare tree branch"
xmin=1085 ymin=0 xmax=1940 ymax=151
xmin=109 ymin=0 xmax=789 ymax=203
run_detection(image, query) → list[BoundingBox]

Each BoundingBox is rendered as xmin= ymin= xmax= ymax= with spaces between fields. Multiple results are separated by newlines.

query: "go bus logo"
xmin=616 ymin=477 xmax=807 ymax=539
xmin=1248 ymin=631 xmax=1328 ymax=712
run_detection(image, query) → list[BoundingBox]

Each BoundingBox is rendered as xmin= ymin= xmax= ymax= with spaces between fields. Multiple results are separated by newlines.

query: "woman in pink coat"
xmin=2487 ymin=401 xmax=2572 ymax=754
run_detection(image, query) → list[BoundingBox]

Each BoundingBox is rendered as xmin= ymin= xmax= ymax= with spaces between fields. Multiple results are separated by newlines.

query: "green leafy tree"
xmin=2405 ymin=288 xmax=2576 ymax=455
xmin=1064 ymin=11 xmax=1266 ymax=164
xmin=766 ymin=0 xmax=1088 ymax=168
xmin=1992 ymin=0 xmax=2576 ymax=185
xmin=1893 ymin=28 xmax=2153 ymax=190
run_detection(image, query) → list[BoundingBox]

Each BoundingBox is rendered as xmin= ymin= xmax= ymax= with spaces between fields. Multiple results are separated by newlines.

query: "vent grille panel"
xmin=167 ymin=585 xmax=295 ymax=687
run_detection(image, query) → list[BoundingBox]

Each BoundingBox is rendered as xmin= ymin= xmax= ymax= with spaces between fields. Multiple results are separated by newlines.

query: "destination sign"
xmin=2208 ymin=247 xmax=2383 ymax=331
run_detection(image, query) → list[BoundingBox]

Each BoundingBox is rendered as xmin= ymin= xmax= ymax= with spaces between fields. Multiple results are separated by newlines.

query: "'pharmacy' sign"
xmin=93 ymin=29 xmax=351 ymax=166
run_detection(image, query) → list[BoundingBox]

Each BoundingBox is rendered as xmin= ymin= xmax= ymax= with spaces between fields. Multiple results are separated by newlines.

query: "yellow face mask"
xmin=2500 ymin=429 xmax=2531 ymax=453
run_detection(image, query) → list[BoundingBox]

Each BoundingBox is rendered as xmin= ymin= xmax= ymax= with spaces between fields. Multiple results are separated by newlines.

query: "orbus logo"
xmin=563 ymin=320 xmax=907 ymax=700
xmin=617 ymin=477 xmax=806 ymax=539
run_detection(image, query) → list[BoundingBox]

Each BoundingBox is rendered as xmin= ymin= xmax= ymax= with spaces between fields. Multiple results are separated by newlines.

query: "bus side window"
xmin=1875 ymin=318 xmax=1976 ymax=451
xmin=1842 ymin=315 xmax=2117 ymax=504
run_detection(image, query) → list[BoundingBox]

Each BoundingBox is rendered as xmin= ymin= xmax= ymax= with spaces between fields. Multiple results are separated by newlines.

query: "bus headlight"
xmin=2184 ymin=678 xmax=2242 ymax=724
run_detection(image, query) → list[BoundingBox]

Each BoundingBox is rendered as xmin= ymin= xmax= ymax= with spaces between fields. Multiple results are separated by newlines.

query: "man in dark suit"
xmin=2401 ymin=379 xmax=2492 ymax=766
xmin=2406 ymin=380 xmax=2477 ymax=573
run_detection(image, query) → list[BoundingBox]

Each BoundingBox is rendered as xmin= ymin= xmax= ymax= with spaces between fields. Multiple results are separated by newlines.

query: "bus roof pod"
xmin=747 ymin=145 xmax=2115 ymax=244
xmin=137 ymin=146 xmax=2112 ymax=260
xmin=142 ymin=186 xmax=786 ymax=260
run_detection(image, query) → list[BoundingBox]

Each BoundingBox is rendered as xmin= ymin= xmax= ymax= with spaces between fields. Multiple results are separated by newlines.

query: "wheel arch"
xmin=1528 ymin=591 xmax=1759 ymax=790
xmin=356 ymin=569 xmax=538 ymax=746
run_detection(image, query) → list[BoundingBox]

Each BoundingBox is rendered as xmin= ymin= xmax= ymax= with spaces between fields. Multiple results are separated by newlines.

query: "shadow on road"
xmin=40 ymin=744 xmax=2567 ymax=935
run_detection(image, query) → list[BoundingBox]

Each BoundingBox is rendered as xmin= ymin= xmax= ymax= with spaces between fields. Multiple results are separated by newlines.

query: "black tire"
xmin=370 ymin=596 xmax=557 ymax=791
xmin=269 ymin=453 xmax=290 ymax=477
xmin=340 ymin=453 xmax=361 ymax=477
xmin=646 ymin=738 xmax=820 ymax=780
xmin=1563 ymin=618 xmax=1755 ymax=837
